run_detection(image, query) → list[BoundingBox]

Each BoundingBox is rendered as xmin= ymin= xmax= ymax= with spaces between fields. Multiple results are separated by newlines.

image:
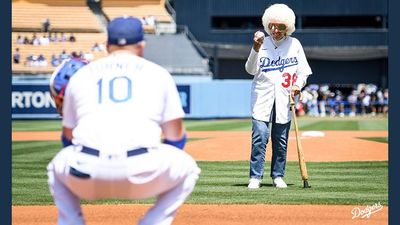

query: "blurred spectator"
xmin=13 ymin=48 xmax=21 ymax=64
xmin=318 ymin=92 xmax=328 ymax=117
xmin=50 ymin=32 xmax=59 ymax=42
xmin=23 ymin=36 xmax=30 ymax=44
xmin=37 ymin=54 xmax=48 ymax=67
xmin=32 ymin=33 xmax=40 ymax=45
xmin=71 ymin=51 xmax=81 ymax=59
xmin=383 ymin=89 xmax=389 ymax=115
xmin=16 ymin=35 xmax=24 ymax=44
xmin=59 ymin=50 xmax=70 ymax=61
xmin=376 ymin=90 xmax=384 ymax=114
xmin=92 ymin=42 xmax=105 ymax=52
xmin=145 ymin=15 xmax=159 ymax=35
xmin=39 ymin=34 xmax=50 ymax=45
xmin=145 ymin=15 xmax=156 ymax=27
xmin=69 ymin=33 xmax=76 ymax=42
xmin=140 ymin=16 xmax=147 ymax=25
xmin=51 ymin=54 xmax=60 ymax=67
xmin=318 ymin=85 xmax=329 ymax=117
xmin=327 ymin=92 xmax=336 ymax=117
xmin=301 ymin=87 xmax=318 ymax=117
xmin=335 ymin=90 xmax=345 ymax=117
xmin=25 ymin=54 xmax=38 ymax=67
xmin=42 ymin=18 xmax=51 ymax=32
xmin=309 ymin=89 xmax=319 ymax=117
xmin=60 ymin=32 xmax=68 ymax=42
xmin=360 ymin=90 xmax=370 ymax=116
xmin=370 ymin=93 xmax=378 ymax=116
xmin=347 ymin=90 xmax=358 ymax=117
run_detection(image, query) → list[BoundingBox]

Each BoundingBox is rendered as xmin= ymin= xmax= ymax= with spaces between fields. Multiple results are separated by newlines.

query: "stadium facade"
xmin=172 ymin=0 xmax=388 ymax=88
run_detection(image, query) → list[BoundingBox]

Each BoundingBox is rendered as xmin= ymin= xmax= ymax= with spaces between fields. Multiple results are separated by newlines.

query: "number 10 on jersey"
xmin=97 ymin=76 xmax=132 ymax=103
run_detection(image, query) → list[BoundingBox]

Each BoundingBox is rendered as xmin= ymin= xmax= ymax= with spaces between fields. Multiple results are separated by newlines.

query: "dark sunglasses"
xmin=268 ymin=23 xmax=287 ymax=31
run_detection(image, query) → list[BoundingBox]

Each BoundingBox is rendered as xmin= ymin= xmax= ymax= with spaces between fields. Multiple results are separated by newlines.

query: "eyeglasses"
xmin=268 ymin=23 xmax=287 ymax=31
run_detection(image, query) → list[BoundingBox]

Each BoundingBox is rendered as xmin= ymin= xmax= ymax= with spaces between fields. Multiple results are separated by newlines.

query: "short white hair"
xmin=262 ymin=4 xmax=296 ymax=36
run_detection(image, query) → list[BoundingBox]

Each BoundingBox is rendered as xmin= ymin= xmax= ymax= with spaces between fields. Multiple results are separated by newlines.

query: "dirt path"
xmin=13 ymin=130 xmax=388 ymax=161
xmin=12 ymin=204 xmax=387 ymax=225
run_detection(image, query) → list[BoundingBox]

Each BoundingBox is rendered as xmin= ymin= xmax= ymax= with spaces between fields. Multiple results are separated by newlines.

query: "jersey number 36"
xmin=281 ymin=73 xmax=297 ymax=88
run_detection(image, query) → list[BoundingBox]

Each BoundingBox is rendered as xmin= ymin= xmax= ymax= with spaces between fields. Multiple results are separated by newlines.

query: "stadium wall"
xmin=12 ymin=76 xmax=252 ymax=119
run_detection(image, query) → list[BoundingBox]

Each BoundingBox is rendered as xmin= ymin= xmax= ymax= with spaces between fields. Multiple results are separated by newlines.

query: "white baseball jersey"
xmin=62 ymin=52 xmax=185 ymax=154
xmin=245 ymin=36 xmax=312 ymax=123
xmin=48 ymin=52 xmax=200 ymax=225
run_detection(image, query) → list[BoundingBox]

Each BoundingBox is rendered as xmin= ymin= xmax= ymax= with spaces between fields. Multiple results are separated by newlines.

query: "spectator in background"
xmin=318 ymin=85 xmax=329 ymax=117
xmin=358 ymin=89 xmax=367 ymax=115
xmin=335 ymin=90 xmax=345 ymax=117
xmin=370 ymin=93 xmax=377 ymax=116
xmin=301 ymin=87 xmax=312 ymax=114
xmin=23 ymin=36 xmax=30 ymax=44
xmin=60 ymin=32 xmax=68 ymax=42
xmin=145 ymin=15 xmax=159 ymax=35
xmin=50 ymin=32 xmax=59 ymax=42
xmin=13 ymin=48 xmax=21 ymax=64
xmin=71 ymin=51 xmax=81 ymax=59
xmin=42 ymin=18 xmax=51 ymax=32
xmin=383 ymin=89 xmax=389 ymax=115
xmin=69 ymin=33 xmax=76 ymax=42
xmin=347 ymin=90 xmax=358 ymax=117
xmin=140 ymin=16 xmax=148 ymax=25
xmin=27 ymin=55 xmax=39 ymax=67
xmin=59 ymin=50 xmax=70 ymax=61
xmin=31 ymin=33 xmax=40 ymax=45
xmin=309 ymin=89 xmax=319 ymax=117
xmin=51 ymin=54 xmax=60 ymax=67
xmin=361 ymin=90 xmax=371 ymax=116
xmin=37 ymin=54 xmax=48 ymax=67
xmin=327 ymin=92 xmax=336 ymax=117
xmin=39 ymin=34 xmax=50 ymax=45
xmin=92 ymin=42 xmax=106 ymax=52
xmin=376 ymin=89 xmax=384 ymax=114
xmin=16 ymin=35 xmax=24 ymax=44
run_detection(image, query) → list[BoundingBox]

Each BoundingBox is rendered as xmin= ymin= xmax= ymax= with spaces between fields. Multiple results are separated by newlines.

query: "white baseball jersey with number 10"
xmin=245 ymin=36 xmax=312 ymax=124
xmin=62 ymin=52 xmax=185 ymax=154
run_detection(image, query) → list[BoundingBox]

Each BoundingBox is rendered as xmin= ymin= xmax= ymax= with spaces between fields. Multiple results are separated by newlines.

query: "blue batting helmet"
xmin=49 ymin=58 xmax=88 ymax=98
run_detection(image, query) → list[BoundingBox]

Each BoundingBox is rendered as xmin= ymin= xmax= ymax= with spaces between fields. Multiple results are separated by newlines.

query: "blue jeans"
xmin=249 ymin=117 xmax=291 ymax=179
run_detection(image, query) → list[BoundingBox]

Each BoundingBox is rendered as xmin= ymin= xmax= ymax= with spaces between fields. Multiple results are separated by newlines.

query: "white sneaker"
xmin=248 ymin=178 xmax=261 ymax=189
xmin=272 ymin=177 xmax=287 ymax=188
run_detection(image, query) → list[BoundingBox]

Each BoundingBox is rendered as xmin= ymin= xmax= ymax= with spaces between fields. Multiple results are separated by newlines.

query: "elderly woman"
xmin=245 ymin=4 xmax=312 ymax=189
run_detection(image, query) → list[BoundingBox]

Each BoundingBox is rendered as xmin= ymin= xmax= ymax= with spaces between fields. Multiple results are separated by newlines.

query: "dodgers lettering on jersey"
xmin=245 ymin=36 xmax=312 ymax=124
xmin=260 ymin=56 xmax=298 ymax=72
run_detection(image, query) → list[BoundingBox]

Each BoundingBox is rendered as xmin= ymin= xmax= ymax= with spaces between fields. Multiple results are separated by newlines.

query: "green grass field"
xmin=12 ymin=117 xmax=388 ymax=206
xmin=12 ymin=116 xmax=388 ymax=132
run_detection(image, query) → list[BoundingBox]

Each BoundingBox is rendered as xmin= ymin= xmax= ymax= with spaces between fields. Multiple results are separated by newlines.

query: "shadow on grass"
xmin=232 ymin=183 xmax=295 ymax=187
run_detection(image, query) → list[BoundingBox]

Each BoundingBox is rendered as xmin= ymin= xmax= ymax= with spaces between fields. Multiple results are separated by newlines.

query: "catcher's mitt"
xmin=49 ymin=58 xmax=88 ymax=115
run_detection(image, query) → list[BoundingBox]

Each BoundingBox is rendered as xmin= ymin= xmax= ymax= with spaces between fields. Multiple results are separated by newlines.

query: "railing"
xmin=176 ymin=25 xmax=214 ymax=75
xmin=164 ymin=0 xmax=176 ymax=22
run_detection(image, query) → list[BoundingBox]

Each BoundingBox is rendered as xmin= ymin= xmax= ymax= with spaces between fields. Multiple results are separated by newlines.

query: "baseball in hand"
xmin=254 ymin=31 xmax=265 ymax=44
xmin=255 ymin=31 xmax=265 ymax=39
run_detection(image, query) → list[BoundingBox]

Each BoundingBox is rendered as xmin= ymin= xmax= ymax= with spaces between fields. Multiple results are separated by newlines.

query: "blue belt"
xmin=80 ymin=146 xmax=148 ymax=157
xmin=70 ymin=146 xmax=148 ymax=179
